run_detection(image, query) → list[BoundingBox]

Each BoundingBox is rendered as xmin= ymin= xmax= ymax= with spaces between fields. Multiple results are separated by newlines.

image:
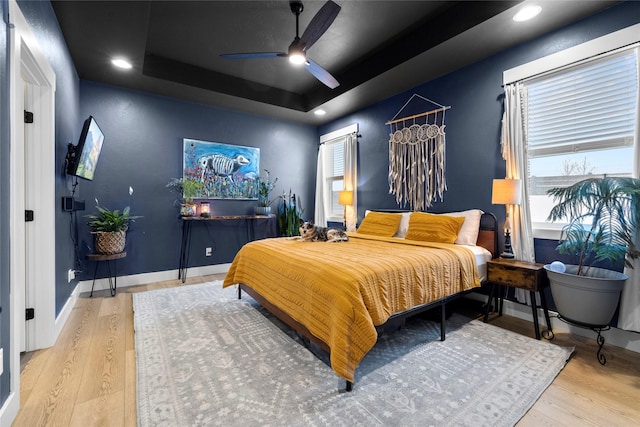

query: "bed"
xmin=222 ymin=210 xmax=497 ymax=390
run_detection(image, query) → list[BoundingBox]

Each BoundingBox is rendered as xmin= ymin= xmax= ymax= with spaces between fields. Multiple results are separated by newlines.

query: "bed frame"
xmin=238 ymin=212 xmax=498 ymax=391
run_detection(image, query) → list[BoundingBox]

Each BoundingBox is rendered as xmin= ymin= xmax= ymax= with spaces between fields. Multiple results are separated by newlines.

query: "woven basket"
xmin=94 ymin=231 xmax=126 ymax=254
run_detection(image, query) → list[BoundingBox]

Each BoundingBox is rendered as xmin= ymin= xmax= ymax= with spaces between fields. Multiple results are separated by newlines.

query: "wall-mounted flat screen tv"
xmin=66 ymin=116 xmax=104 ymax=181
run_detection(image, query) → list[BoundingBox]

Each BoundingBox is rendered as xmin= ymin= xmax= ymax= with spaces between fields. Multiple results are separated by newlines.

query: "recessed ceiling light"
xmin=314 ymin=109 xmax=326 ymax=116
xmin=111 ymin=58 xmax=132 ymax=69
xmin=513 ymin=5 xmax=542 ymax=22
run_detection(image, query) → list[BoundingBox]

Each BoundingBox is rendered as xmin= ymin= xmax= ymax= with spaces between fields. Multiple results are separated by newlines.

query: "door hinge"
xmin=26 ymin=308 xmax=35 ymax=321
xmin=24 ymin=110 xmax=34 ymax=124
xmin=25 ymin=210 xmax=34 ymax=222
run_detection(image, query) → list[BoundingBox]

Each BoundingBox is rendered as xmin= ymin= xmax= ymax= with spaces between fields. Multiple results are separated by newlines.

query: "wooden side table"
xmin=483 ymin=258 xmax=553 ymax=340
xmin=86 ymin=252 xmax=127 ymax=297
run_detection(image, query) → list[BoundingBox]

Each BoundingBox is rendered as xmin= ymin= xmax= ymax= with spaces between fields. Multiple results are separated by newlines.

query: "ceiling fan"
xmin=220 ymin=0 xmax=341 ymax=89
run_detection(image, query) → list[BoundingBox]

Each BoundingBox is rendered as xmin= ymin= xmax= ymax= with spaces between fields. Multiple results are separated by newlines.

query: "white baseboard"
xmin=75 ymin=263 xmax=232 ymax=294
xmin=55 ymin=267 xmax=640 ymax=355
xmin=0 ymin=391 xmax=19 ymax=427
xmin=52 ymin=263 xmax=231 ymax=346
xmin=465 ymin=293 xmax=640 ymax=354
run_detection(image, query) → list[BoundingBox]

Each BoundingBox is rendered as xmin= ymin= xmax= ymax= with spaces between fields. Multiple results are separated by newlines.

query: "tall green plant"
xmin=277 ymin=190 xmax=303 ymax=237
xmin=546 ymin=176 xmax=640 ymax=275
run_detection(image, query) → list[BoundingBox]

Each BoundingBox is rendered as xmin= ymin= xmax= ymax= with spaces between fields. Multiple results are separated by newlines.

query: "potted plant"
xmin=87 ymin=205 xmax=142 ymax=254
xmin=544 ymin=176 xmax=640 ymax=326
xmin=277 ymin=189 xmax=303 ymax=236
xmin=256 ymin=169 xmax=277 ymax=215
xmin=166 ymin=177 xmax=204 ymax=217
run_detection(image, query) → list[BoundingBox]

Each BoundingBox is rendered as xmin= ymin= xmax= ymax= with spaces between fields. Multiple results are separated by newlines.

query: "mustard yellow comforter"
xmin=222 ymin=233 xmax=480 ymax=382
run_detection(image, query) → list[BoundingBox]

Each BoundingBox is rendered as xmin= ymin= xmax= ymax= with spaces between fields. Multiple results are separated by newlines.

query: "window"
xmin=316 ymin=124 xmax=358 ymax=227
xmin=324 ymin=140 xmax=345 ymax=221
xmin=525 ymin=48 xmax=639 ymax=234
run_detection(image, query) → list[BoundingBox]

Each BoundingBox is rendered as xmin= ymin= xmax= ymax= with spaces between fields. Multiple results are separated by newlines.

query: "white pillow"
xmin=394 ymin=212 xmax=411 ymax=238
xmin=435 ymin=209 xmax=484 ymax=245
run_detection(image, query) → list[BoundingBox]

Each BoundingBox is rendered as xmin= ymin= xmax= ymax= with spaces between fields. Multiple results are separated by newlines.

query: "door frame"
xmin=3 ymin=0 xmax=56 ymax=422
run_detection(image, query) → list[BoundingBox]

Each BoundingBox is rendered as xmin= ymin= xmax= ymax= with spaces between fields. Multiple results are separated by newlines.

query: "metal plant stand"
xmin=557 ymin=315 xmax=610 ymax=365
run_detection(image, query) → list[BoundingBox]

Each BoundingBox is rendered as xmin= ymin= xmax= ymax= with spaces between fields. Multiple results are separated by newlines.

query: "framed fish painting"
xmin=183 ymin=138 xmax=259 ymax=200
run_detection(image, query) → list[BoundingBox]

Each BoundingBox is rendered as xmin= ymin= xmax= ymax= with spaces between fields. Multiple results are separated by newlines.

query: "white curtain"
xmin=314 ymin=131 xmax=358 ymax=230
xmin=344 ymin=132 xmax=358 ymax=231
xmin=314 ymin=144 xmax=328 ymax=227
xmin=502 ymin=83 xmax=537 ymax=304
xmin=619 ymin=47 xmax=640 ymax=332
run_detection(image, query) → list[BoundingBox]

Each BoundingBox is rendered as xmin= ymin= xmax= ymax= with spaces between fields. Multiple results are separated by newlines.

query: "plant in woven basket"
xmin=87 ymin=206 xmax=142 ymax=254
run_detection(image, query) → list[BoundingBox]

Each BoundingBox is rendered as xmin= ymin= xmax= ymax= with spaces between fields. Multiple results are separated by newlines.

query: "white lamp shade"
xmin=492 ymin=179 xmax=522 ymax=205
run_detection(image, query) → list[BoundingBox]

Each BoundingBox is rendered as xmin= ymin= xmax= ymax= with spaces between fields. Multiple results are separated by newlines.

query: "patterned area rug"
xmin=134 ymin=282 xmax=573 ymax=426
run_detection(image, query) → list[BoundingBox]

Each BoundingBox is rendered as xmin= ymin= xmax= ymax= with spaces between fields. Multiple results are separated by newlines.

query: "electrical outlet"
xmin=67 ymin=269 xmax=75 ymax=283
xmin=205 ymin=247 xmax=212 ymax=257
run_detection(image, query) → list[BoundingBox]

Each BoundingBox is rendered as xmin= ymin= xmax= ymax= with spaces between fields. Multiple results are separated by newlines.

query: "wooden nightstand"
xmin=483 ymin=258 xmax=553 ymax=340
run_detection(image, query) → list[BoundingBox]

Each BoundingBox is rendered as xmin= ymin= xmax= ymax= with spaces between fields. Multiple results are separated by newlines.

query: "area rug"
xmin=133 ymin=282 xmax=573 ymax=426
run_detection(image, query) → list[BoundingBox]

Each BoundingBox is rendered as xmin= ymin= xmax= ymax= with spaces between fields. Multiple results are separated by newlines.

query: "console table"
xmin=179 ymin=214 xmax=276 ymax=282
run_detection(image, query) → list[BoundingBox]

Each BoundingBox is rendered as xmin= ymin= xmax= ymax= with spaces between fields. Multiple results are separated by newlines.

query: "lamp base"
xmin=501 ymin=229 xmax=515 ymax=259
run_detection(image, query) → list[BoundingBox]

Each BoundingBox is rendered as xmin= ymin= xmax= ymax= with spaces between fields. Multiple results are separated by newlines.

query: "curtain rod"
xmin=385 ymin=106 xmax=451 ymax=125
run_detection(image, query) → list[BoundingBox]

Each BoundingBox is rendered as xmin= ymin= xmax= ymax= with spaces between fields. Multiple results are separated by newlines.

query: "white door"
xmin=23 ymin=81 xmax=35 ymax=352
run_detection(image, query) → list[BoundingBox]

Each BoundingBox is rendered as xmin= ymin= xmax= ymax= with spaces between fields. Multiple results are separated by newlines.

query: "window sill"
xmin=532 ymin=227 xmax=562 ymax=240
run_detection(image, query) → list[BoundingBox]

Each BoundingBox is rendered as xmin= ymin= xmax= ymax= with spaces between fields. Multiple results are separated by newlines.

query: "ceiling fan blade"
xmin=300 ymin=0 xmax=341 ymax=52
xmin=305 ymin=58 xmax=339 ymax=89
xmin=220 ymin=52 xmax=287 ymax=60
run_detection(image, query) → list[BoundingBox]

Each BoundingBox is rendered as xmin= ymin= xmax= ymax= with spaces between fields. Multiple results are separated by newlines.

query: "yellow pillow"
xmin=356 ymin=211 xmax=402 ymax=237
xmin=405 ymin=212 xmax=465 ymax=244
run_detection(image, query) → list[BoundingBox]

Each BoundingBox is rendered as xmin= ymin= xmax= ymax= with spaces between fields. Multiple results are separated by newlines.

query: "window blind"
xmin=527 ymin=50 xmax=638 ymax=158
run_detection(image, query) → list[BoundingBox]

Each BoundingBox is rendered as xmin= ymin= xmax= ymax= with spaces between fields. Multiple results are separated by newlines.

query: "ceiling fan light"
xmin=289 ymin=53 xmax=306 ymax=65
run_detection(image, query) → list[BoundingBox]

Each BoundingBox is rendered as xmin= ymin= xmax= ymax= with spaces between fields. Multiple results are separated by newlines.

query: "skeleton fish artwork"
xmin=197 ymin=153 xmax=250 ymax=182
xmin=183 ymin=138 xmax=260 ymax=200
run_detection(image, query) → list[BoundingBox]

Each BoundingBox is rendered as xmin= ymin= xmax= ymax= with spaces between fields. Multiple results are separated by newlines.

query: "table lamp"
xmin=492 ymin=179 xmax=522 ymax=258
xmin=338 ymin=190 xmax=353 ymax=229
xmin=199 ymin=201 xmax=210 ymax=218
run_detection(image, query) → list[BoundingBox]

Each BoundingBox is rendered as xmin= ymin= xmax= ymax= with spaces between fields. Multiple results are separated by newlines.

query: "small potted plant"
xmin=87 ymin=205 xmax=142 ymax=254
xmin=544 ymin=176 xmax=640 ymax=326
xmin=167 ymin=177 xmax=204 ymax=217
xmin=256 ymin=169 xmax=277 ymax=215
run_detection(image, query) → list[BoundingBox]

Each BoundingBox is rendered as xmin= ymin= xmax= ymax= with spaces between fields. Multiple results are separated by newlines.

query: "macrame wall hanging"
xmin=386 ymin=94 xmax=450 ymax=211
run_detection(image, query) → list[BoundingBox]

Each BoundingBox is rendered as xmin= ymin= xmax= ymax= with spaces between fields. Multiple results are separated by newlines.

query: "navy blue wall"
xmin=319 ymin=1 xmax=640 ymax=267
xmin=76 ymin=81 xmax=317 ymax=279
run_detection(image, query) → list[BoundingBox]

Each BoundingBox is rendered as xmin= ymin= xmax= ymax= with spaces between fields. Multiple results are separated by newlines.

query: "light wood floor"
xmin=13 ymin=274 xmax=640 ymax=426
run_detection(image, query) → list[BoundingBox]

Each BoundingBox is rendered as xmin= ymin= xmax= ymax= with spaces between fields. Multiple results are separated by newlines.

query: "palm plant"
xmin=166 ymin=177 xmax=204 ymax=204
xmin=546 ymin=176 xmax=640 ymax=275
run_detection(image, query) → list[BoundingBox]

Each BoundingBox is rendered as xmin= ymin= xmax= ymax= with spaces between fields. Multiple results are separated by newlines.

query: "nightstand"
xmin=483 ymin=258 xmax=553 ymax=340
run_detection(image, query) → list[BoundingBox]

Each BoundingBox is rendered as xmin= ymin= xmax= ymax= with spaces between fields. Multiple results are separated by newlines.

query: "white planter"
xmin=544 ymin=264 xmax=628 ymax=327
